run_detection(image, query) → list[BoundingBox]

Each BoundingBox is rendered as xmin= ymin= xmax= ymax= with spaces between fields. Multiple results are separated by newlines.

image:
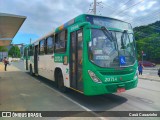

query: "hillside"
xmin=133 ymin=21 xmax=160 ymax=63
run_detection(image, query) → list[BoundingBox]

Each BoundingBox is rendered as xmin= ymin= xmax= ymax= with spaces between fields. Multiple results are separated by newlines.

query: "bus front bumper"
xmin=84 ymin=78 xmax=138 ymax=96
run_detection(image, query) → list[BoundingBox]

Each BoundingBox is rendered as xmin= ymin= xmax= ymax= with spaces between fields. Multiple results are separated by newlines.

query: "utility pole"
xmin=87 ymin=0 xmax=103 ymax=15
xmin=30 ymin=38 xmax=32 ymax=44
xmin=93 ymin=0 xmax=96 ymax=15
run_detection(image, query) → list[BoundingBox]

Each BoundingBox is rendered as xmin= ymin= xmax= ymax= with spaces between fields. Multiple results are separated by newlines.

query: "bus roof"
xmin=31 ymin=14 xmax=131 ymax=46
xmin=55 ymin=14 xmax=130 ymax=32
xmin=31 ymin=30 xmax=55 ymax=45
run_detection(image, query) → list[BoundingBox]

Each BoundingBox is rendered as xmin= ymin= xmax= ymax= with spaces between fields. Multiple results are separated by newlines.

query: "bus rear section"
xmin=23 ymin=45 xmax=34 ymax=73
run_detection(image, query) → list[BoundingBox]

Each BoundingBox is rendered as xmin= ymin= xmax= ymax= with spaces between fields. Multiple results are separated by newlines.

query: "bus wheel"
xmin=30 ymin=65 xmax=34 ymax=76
xmin=57 ymin=72 xmax=67 ymax=92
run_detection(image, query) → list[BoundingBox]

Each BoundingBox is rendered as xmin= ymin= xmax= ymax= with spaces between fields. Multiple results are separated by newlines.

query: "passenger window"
xmin=24 ymin=48 xmax=27 ymax=57
xmin=46 ymin=36 xmax=54 ymax=54
xmin=55 ymin=30 xmax=67 ymax=53
xmin=39 ymin=40 xmax=45 ymax=55
xmin=29 ymin=46 xmax=33 ymax=56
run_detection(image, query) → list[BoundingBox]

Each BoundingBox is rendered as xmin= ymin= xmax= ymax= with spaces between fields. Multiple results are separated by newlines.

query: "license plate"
xmin=117 ymin=88 xmax=126 ymax=93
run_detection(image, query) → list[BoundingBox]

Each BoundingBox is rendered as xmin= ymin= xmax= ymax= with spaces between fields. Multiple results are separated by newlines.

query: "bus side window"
xmin=29 ymin=46 xmax=33 ymax=56
xmin=44 ymin=39 xmax=47 ymax=54
xmin=26 ymin=48 xmax=29 ymax=58
xmin=55 ymin=30 xmax=67 ymax=53
xmin=46 ymin=36 xmax=54 ymax=54
xmin=39 ymin=40 xmax=45 ymax=55
xmin=24 ymin=48 xmax=27 ymax=58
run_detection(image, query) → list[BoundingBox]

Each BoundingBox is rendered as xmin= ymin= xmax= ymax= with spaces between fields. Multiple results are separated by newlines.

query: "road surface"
xmin=0 ymin=61 xmax=159 ymax=120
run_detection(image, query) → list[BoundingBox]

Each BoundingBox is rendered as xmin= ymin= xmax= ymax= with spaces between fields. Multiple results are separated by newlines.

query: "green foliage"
xmin=0 ymin=46 xmax=8 ymax=52
xmin=134 ymin=21 xmax=160 ymax=63
xmin=8 ymin=46 xmax=21 ymax=58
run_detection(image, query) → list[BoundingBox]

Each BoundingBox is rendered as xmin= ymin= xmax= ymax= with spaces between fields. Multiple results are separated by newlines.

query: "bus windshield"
xmin=88 ymin=28 xmax=136 ymax=68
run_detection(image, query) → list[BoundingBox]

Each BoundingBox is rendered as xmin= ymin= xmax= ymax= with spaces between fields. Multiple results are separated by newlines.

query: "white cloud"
xmin=0 ymin=0 xmax=159 ymax=42
xmin=138 ymin=6 xmax=145 ymax=11
xmin=147 ymin=1 xmax=157 ymax=9
xmin=130 ymin=9 xmax=137 ymax=14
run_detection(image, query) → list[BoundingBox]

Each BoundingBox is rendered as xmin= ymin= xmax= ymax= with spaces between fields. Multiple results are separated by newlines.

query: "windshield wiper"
xmin=121 ymin=30 xmax=128 ymax=49
xmin=101 ymin=26 xmax=114 ymax=42
xmin=101 ymin=26 xmax=118 ymax=50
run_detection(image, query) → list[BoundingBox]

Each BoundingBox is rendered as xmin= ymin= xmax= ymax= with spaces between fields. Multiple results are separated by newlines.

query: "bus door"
xmin=34 ymin=45 xmax=38 ymax=74
xmin=70 ymin=29 xmax=83 ymax=91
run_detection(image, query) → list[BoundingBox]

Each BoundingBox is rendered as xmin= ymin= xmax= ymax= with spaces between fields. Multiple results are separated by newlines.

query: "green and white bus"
xmin=24 ymin=14 xmax=138 ymax=95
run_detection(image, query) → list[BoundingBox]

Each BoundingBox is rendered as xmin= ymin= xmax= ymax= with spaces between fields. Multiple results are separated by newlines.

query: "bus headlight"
xmin=134 ymin=70 xmax=138 ymax=79
xmin=88 ymin=70 xmax=102 ymax=83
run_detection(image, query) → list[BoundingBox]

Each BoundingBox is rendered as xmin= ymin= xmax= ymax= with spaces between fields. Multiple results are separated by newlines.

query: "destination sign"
xmin=86 ymin=15 xmax=132 ymax=31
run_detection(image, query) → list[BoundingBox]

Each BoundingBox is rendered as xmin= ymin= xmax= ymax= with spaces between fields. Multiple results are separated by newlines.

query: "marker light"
xmin=63 ymin=56 xmax=68 ymax=65
xmin=88 ymin=70 xmax=102 ymax=83
xmin=59 ymin=25 xmax=64 ymax=31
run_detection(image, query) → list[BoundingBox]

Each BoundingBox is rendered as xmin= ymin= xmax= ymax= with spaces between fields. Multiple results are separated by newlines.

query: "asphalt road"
xmin=143 ymin=69 xmax=158 ymax=76
xmin=0 ymin=61 xmax=159 ymax=120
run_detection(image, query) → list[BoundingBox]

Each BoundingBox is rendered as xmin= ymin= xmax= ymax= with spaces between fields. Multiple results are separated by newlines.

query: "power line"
xmin=86 ymin=0 xmax=159 ymax=28
xmin=96 ymin=2 xmax=104 ymax=15
xmin=112 ymin=6 xmax=159 ymax=26
xmin=87 ymin=0 xmax=103 ymax=15
xmin=111 ymin=0 xmax=132 ymax=15
xmin=114 ymin=0 xmax=144 ymax=16
xmin=87 ymin=2 xmax=93 ymax=14
xmin=132 ymin=14 xmax=160 ymax=26
xmin=97 ymin=1 xmax=136 ymax=18
xmin=121 ymin=10 xmax=160 ymax=27
xmin=100 ymin=2 xmax=115 ymax=11
xmin=126 ymin=10 xmax=160 ymax=23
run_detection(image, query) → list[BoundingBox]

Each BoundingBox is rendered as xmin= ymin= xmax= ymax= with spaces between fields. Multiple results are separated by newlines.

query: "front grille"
xmin=106 ymin=80 xmax=137 ymax=93
xmin=100 ymin=70 xmax=133 ymax=75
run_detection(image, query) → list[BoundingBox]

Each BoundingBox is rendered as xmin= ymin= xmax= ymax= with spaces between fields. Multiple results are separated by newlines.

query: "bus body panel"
xmin=53 ymin=62 xmax=70 ymax=88
xmin=23 ymin=14 xmax=138 ymax=95
xmin=30 ymin=56 xmax=34 ymax=73
xmin=38 ymin=55 xmax=55 ymax=80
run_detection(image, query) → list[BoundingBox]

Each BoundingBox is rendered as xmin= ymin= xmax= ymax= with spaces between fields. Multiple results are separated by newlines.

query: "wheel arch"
xmin=54 ymin=67 xmax=63 ymax=79
xmin=29 ymin=63 xmax=35 ymax=74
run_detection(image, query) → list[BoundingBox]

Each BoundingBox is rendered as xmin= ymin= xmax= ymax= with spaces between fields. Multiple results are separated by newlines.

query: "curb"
xmin=139 ymin=77 xmax=160 ymax=82
xmin=143 ymin=66 xmax=160 ymax=70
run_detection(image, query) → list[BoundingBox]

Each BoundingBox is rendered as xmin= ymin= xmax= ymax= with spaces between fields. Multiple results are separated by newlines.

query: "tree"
xmin=8 ymin=46 xmax=21 ymax=58
xmin=0 ymin=46 xmax=8 ymax=52
xmin=134 ymin=21 xmax=160 ymax=63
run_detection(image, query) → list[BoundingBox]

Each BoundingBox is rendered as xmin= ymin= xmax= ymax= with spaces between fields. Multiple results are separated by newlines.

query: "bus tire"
xmin=57 ymin=71 xmax=67 ymax=92
xmin=30 ymin=65 xmax=34 ymax=76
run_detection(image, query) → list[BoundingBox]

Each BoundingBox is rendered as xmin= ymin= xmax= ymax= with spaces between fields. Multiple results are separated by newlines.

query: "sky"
xmin=0 ymin=0 xmax=159 ymax=44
